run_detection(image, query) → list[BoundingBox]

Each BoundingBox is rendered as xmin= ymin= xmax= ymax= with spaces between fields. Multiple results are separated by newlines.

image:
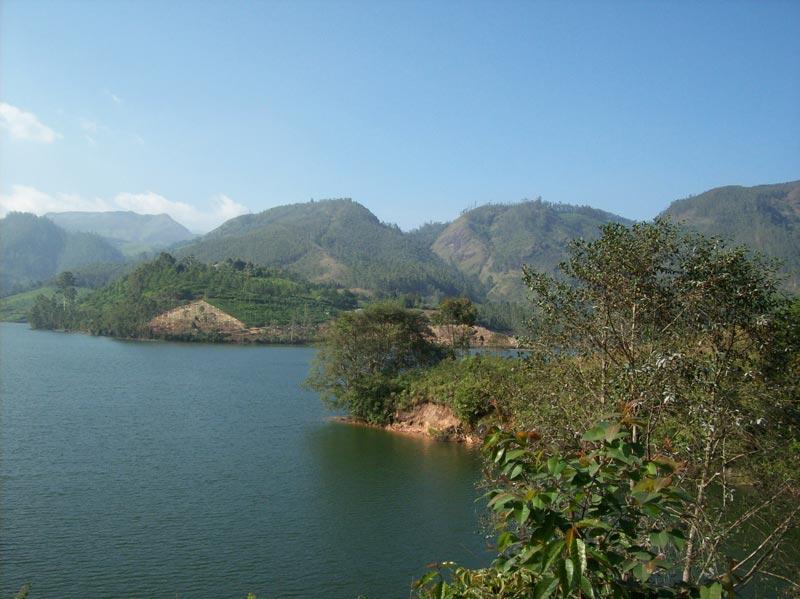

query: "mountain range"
xmin=45 ymin=211 xmax=195 ymax=255
xmin=1 ymin=180 xmax=798 ymax=299
xmin=660 ymin=180 xmax=800 ymax=290
xmin=0 ymin=213 xmax=125 ymax=294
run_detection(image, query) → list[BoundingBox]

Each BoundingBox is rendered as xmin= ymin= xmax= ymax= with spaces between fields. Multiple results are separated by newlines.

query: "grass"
xmin=0 ymin=287 xmax=91 ymax=322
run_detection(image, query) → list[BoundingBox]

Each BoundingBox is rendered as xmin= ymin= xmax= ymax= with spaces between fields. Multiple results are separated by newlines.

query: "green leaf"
xmin=668 ymin=528 xmax=687 ymax=551
xmin=505 ymin=448 xmax=526 ymax=460
xmin=650 ymin=530 xmax=670 ymax=548
xmin=533 ymin=575 xmax=558 ymax=599
xmin=700 ymin=582 xmax=722 ymax=599
xmin=488 ymin=492 xmax=515 ymax=509
xmin=543 ymin=540 xmax=566 ymax=572
xmin=560 ymin=558 xmax=576 ymax=591
xmin=575 ymin=538 xmax=588 ymax=573
xmin=579 ymin=575 xmax=596 ymax=599
xmin=496 ymin=531 xmax=516 ymax=552
xmin=514 ymin=502 xmax=531 ymax=525
xmin=582 ymin=423 xmax=608 ymax=442
xmin=413 ymin=570 xmax=438 ymax=589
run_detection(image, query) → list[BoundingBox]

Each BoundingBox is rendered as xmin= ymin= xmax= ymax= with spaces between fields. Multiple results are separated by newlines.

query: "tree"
xmin=56 ymin=270 xmax=78 ymax=307
xmin=306 ymin=303 xmax=444 ymax=423
xmin=521 ymin=220 xmax=799 ymax=591
xmin=433 ymin=297 xmax=478 ymax=353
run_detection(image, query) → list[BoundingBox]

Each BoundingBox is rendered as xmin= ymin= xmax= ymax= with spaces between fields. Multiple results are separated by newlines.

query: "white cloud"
xmin=104 ymin=89 xmax=123 ymax=104
xmin=0 ymin=185 xmax=111 ymax=214
xmin=114 ymin=192 xmax=249 ymax=232
xmin=0 ymin=185 xmax=249 ymax=232
xmin=0 ymin=103 xmax=60 ymax=143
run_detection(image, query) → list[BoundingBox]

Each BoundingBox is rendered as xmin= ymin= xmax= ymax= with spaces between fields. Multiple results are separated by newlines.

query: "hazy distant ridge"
xmin=0 ymin=213 xmax=125 ymax=294
xmin=46 ymin=211 xmax=195 ymax=249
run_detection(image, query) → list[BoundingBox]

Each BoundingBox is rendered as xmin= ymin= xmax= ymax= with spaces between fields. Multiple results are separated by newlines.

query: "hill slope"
xmin=0 ymin=212 xmax=125 ymax=294
xmin=29 ymin=253 xmax=358 ymax=340
xmin=178 ymin=199 xmax=484 ymax=300
xmin=660 ymin=181 xmax=800 ymax=290
xmin=46 ymin=211 xmax=195 ymax=254
xmin=431 ymin=200 xmax=631 ymax=300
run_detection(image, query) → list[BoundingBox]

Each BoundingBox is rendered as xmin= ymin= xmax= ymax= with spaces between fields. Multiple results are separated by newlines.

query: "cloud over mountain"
xmin=0 ymin=185 xmax=248 ymax=232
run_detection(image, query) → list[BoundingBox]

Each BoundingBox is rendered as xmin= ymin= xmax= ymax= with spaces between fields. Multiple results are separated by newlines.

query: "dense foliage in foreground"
xmin=28 ymin=253 xmax=358 ymax=338
xmin=417 ymin=419 xmax=707 ymax=598
xmin=310 ymin=221 xmax=800 ymax=596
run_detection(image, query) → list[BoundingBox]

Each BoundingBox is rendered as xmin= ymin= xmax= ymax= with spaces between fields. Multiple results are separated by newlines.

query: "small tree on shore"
xmin=433 ymin=297 xmax=478 ymax=354
xmin=306 ymin=303 xmax=444 ymax=423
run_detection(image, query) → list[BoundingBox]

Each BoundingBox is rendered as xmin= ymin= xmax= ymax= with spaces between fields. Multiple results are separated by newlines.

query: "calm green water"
xmin=0 ymin=323 xmax=489 ymax=598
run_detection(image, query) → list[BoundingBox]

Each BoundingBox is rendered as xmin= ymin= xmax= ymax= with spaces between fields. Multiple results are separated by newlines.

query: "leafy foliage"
xmin=522 ymin=220 xmax=799 ymax=590
xmin=432 ymin=297 xmax=478 ymax=353
xmin=306 ymin=303 xmax=445 ymax=423
xmin=432 ymin=199 xmax=632 ymax=301
xmin=661 ymin=180 xmax=800 ymax=291
xmin=354 ymin=221 xmax=800 ymax=596
xmin=415 ymin=419 xmax=718 ymax=598
xmin=399 ymin=354 xmax=526 ymax=427
xmin=29 ymin=253 xmax=357 ymax=338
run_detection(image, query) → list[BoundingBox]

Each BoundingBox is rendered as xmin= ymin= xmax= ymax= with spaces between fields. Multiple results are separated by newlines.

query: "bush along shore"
xmin=308 ymin=221 xmax=800 ymax=597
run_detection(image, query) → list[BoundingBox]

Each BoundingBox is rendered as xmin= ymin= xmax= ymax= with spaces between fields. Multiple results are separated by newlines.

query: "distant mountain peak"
xmin=45 ymin=210 xmax=195 ymax=250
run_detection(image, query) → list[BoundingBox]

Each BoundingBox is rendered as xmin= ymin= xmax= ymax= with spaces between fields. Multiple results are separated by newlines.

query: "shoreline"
xmin=330 ymin=412 xmax=482 ymax=446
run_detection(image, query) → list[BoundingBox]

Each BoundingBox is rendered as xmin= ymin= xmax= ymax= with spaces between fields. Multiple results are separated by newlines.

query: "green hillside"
xmin=177 ymin=199 xmax=484 ymax=300
xmin=660 ymin=180 xmax=800 ymax=291
xmin=28 ymin=252 xmax=358 ymax=338
xmin=431 ymin=200 xmax=631 ymax=300
xmin=0 ymin=212 xmax=126 ymax=295
xmin=0 ymin=286 xmax=92 ymax=322
xmin=46 ymin=210 xmax=195 ymax=255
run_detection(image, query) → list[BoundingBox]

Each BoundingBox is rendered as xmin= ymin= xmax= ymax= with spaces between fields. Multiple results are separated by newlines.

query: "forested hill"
xmin=431 ymin=200 xmax=632 ymax=300
xmin=29 ymin=253 xmax=358 ymax=339
xmin=177 ymin=198 xmax=485 ymax=300
xmin=0 ymin=212 xmax=125 ymax=295
xmin=46 ymin=211 xmax=195 ymax=254
xmin=660 ymin=180 xmax=800 ymax=290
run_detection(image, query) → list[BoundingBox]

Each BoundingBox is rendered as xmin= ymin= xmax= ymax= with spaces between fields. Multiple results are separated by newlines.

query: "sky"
xmin=1 ymin=0 xmax=798 ymax=233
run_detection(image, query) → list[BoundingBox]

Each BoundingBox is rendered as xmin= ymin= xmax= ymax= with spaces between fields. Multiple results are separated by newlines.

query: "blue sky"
xmin=1 ymin=0 xmax=798 ymax=232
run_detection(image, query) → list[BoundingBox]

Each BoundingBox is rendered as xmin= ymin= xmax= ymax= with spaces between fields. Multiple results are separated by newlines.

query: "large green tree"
xmin=306 ymin=303 xmax=444 ymax=423
xmin=520 ymin=220 xmax=799 ymax=591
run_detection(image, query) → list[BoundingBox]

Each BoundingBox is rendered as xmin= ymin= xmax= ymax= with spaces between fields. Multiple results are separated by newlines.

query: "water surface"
xmin=0 ymin=323 xmax=488 ymax=598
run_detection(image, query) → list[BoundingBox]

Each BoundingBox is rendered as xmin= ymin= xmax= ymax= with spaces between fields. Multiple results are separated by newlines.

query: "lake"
xmin=0 ymin=323 xmax=489 ymax=598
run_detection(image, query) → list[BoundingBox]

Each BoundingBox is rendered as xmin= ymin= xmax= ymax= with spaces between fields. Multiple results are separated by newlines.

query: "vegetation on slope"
xmin=177 ymin=198 xmax=485 ymax=300
xmin=28 ymin=253 xmax=358 ymax=339
xmin=0 ymin=212 xmax=125 ymax=295
xmin=310 ymin=221 xmax=800 ymax=595
xmin=431 ymin=199 xmax=631 ymax=300
xmin=0 ymin=285 xmax=91 ymax=322
xmin=661 ymin=180 xmax=800 ymax=291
